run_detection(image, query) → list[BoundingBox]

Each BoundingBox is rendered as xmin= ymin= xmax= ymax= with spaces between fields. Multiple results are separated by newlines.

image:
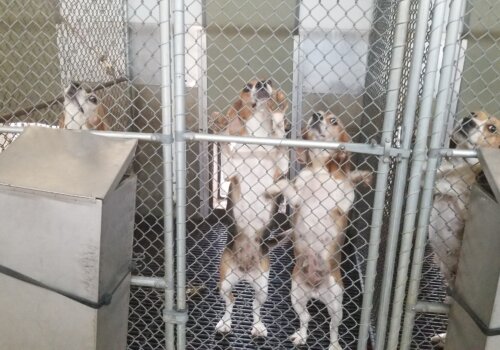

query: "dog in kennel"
xmin=429 ymin=110 xmax=500 ymax=347
xmin=265 ymin=111 xmax=372 ymax=350
xmin=211 ymin=79 xmax=290 ymax=337
xmin=0 ymin=81 xmax=109 ymax=152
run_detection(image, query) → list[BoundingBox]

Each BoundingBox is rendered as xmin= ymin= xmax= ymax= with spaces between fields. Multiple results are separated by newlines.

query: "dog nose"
xmin=310 ymin=112 xmax=322 ymax=125
xmin=461 ymin=115 xmax=474 ymax=131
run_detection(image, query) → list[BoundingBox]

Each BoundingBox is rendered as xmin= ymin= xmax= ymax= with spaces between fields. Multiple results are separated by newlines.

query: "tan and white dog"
xmin=0 ymin=82 xmax=109 ymax=152
xmin=214 ymin=79 xmax=289 ymax=337
xmin=265 ymin=111 xmax=372 ymax=350
xmin=58 ymin=81 xmax=109 ymax=131
xmin=429 ymin=111 xmax=500 ymax=347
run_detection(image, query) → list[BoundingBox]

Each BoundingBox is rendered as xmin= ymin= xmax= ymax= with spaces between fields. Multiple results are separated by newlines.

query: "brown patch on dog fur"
xmin=85 ymin=104 xmax=109 ymax=130
xmin=219 ymin=249 xmax=235 ymax=303
xmin=58 ymin=102 xmax=109 ymax=130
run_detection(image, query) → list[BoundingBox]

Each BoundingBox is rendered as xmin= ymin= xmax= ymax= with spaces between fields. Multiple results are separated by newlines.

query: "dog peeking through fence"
xmin=212 ymin=79 xmax=290 ymax=337
xmin=429 ymin=111 xmax=500 ymax=348
xmin=0 ymin=82 xmax=109 ymax=152
xmin=265 ymin=111 xmax=372 ymax=350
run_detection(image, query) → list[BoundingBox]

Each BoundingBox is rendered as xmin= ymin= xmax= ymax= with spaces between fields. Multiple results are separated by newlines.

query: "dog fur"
xmin=1 ymin=82 xmax=109 ymax=152
xmin=59 ymin=82 xmax=109 ymax=130
xmin=215 ymin=79 xmax=289 ymax=337
xmin=429 ymin=111 xmax=500 ymax=347
xmin=265 ymin=111 xmax=372 ymax=350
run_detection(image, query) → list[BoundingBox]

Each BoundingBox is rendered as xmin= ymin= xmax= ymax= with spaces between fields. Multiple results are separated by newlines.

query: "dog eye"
xmin=88 ymin=95 xmax=98 ymax=104
xmin=487 ymin=124 xmax=497 ymax=133
xmin=329 ymin=117 xmax=338 ymax=125
xmin=242 ymin=84 xmax=252 ymax=92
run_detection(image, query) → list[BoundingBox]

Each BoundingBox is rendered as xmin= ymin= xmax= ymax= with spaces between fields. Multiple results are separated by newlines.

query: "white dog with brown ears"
xmin=265 ymin=111 xmax=372 ymax=350
xmin=59 ymin=81 xmax=109 ymax=131
xmin=1 ymin=82 xmax=109 ymax=152
xmin=429 ymin=111 xmax=500 ymax=347
xmin=213 ymin=79 xmax=289 ymax=337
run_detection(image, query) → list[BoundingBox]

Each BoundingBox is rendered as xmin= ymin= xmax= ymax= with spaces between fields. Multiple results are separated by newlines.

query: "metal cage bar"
xmin=386 ymin=0 xmax=449 ymax=348
xmin=374 ymin=0 xmax=434 ymax=348
xmin=160 ymin=0 xmax=175 ymax=349
xmin=173 ymin=0 xmax=188 ymax=348
xmin=356 ymin=1 xmax=413 ymax=348
xmin=399 ymin=0 xmax=467 ymax=348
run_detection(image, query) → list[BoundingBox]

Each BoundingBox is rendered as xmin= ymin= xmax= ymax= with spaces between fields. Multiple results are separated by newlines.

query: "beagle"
xmin=429 ymin=111 xmax=500 ymax=347
xmin=266 ymin=111 xmax=372 ymax=350
xmin=214 ymin=79 xmax=289 ymax=337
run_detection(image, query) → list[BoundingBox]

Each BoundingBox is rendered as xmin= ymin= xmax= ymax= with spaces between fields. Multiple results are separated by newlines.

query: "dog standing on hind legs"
xmin=214 ymin=79 xmax=289 ymax=337
xmin=428 ymin=111 xmax=500 ymax=348
xmin=266 ymin=111 xmax=372 ymax=350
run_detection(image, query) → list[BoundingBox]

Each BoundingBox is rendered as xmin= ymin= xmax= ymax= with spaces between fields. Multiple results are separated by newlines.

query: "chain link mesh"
xmin=0 ymin=0 xmax=497 ymax=349
xmin=411 ymin=0 xmax=500 ymax=348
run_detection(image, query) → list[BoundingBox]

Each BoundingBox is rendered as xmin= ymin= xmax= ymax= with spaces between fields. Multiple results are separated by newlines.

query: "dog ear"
xmin=339 ymin=130 xmax=351 ymax=144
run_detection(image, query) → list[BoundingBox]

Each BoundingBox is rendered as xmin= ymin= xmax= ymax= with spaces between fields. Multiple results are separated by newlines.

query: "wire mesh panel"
xmin=183 ymin=0 xmax=419 ymax=349
xmin=1 ymin=0 xmax=498 ymax=349
xmin=400 ymin=0 xmax=500 ymax=349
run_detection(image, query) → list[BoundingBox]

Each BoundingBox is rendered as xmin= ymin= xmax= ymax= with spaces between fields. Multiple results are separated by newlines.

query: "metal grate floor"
xmin=185 ymin=214 xmax=366 ymax=350
xmin=126 ymin=214 xmax=449 ymax=350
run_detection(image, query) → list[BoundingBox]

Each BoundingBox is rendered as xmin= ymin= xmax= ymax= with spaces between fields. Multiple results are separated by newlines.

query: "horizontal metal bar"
xmin=439 ymin=148 xmax=477 ymax=158
xmin=0 ymin=126 xmax=167 ymax=143
xmin=131 ymin=276 xmax=167 ymax=289
xmin=413 ymin=301 xmax=450 ymax=314
xmin=184 ymin=131 xmax=389 ymax=156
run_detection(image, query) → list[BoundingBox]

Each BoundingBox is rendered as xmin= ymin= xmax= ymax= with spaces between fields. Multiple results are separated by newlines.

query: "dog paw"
xmin=215 ymin=319 xmax=232 ymax=334
xmin=290 ymin=330 xmax=307 ymax=346
xmin=268 ymin=90 xmax=288 ymax=113
xmin=430 ymin=332 xmax=446 ymax=348
xmin=328 ymin=343 xmax=343 ymax=350
xmin=251 ymin=322 xmax=268 ymax=337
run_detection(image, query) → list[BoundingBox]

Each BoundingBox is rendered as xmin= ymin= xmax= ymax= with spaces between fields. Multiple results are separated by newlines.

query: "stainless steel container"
xmin=0 ymin=127 xmax=137 ymax=350
xmin=446 ymin=148 xmax=500 ymax=350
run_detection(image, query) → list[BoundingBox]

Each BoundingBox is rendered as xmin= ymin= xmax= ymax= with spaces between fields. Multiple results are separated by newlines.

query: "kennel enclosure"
xmin=0 ymin=0 xmax=499 ymax=349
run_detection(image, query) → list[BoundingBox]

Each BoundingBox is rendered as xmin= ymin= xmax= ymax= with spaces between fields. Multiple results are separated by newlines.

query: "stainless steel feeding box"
xmin=446 ymin=148 xmax=500 ymax=350
xmin=0 ymin=127 xmax=138 ymax=350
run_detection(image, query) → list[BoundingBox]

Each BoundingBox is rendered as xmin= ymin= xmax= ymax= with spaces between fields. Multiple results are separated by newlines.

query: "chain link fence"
xmin=0 ymin=0 xmax=498 ymax=349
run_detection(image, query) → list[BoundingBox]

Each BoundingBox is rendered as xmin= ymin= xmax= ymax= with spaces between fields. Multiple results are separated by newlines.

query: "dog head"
xmin=240 ymin=79 xmax=273 ymax=108
xmin=59 ymin=82 xmax=108 ymax=130
xmin=298 ymin=111 xmax=351 ymax=167
xmin=451 ymin=111 xmax=500 ymax=149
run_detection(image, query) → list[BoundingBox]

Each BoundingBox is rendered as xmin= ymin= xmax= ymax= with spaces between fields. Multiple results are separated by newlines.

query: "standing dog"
xmin=266 ymin=111 xmax=372 ymax=350
xmin=1 ymin=82 xmax=109 ymax=152
xmin=429 ymin=111 xmax=500 ymax=347
xmin=214 ymin=79 xmax=289 ymax=337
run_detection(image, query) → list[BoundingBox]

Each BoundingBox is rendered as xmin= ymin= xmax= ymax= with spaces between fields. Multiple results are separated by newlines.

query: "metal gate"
xmin=0 ymin=0 xmax=498 ymax=349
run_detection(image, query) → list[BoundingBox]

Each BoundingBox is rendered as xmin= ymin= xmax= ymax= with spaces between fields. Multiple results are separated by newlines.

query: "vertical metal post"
xmin=356 ymin=1 xmax=411 ymax=348
xmin=160 ymin=0 xmax=175 ymax=349
xmin=197 ymin=28 xmax=210 ymax=217
xmin=374 ymin=0 xmax=434 ymax=348
xmin=399 ymin=0 xmax=466 ymax=348
xmin=290 ymin=35 xmax=303 ymax=179
xmin=173 ymin=0 xmax=187 ymax=347
xmin=386 ymin=0 xmax=448 ymax=348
